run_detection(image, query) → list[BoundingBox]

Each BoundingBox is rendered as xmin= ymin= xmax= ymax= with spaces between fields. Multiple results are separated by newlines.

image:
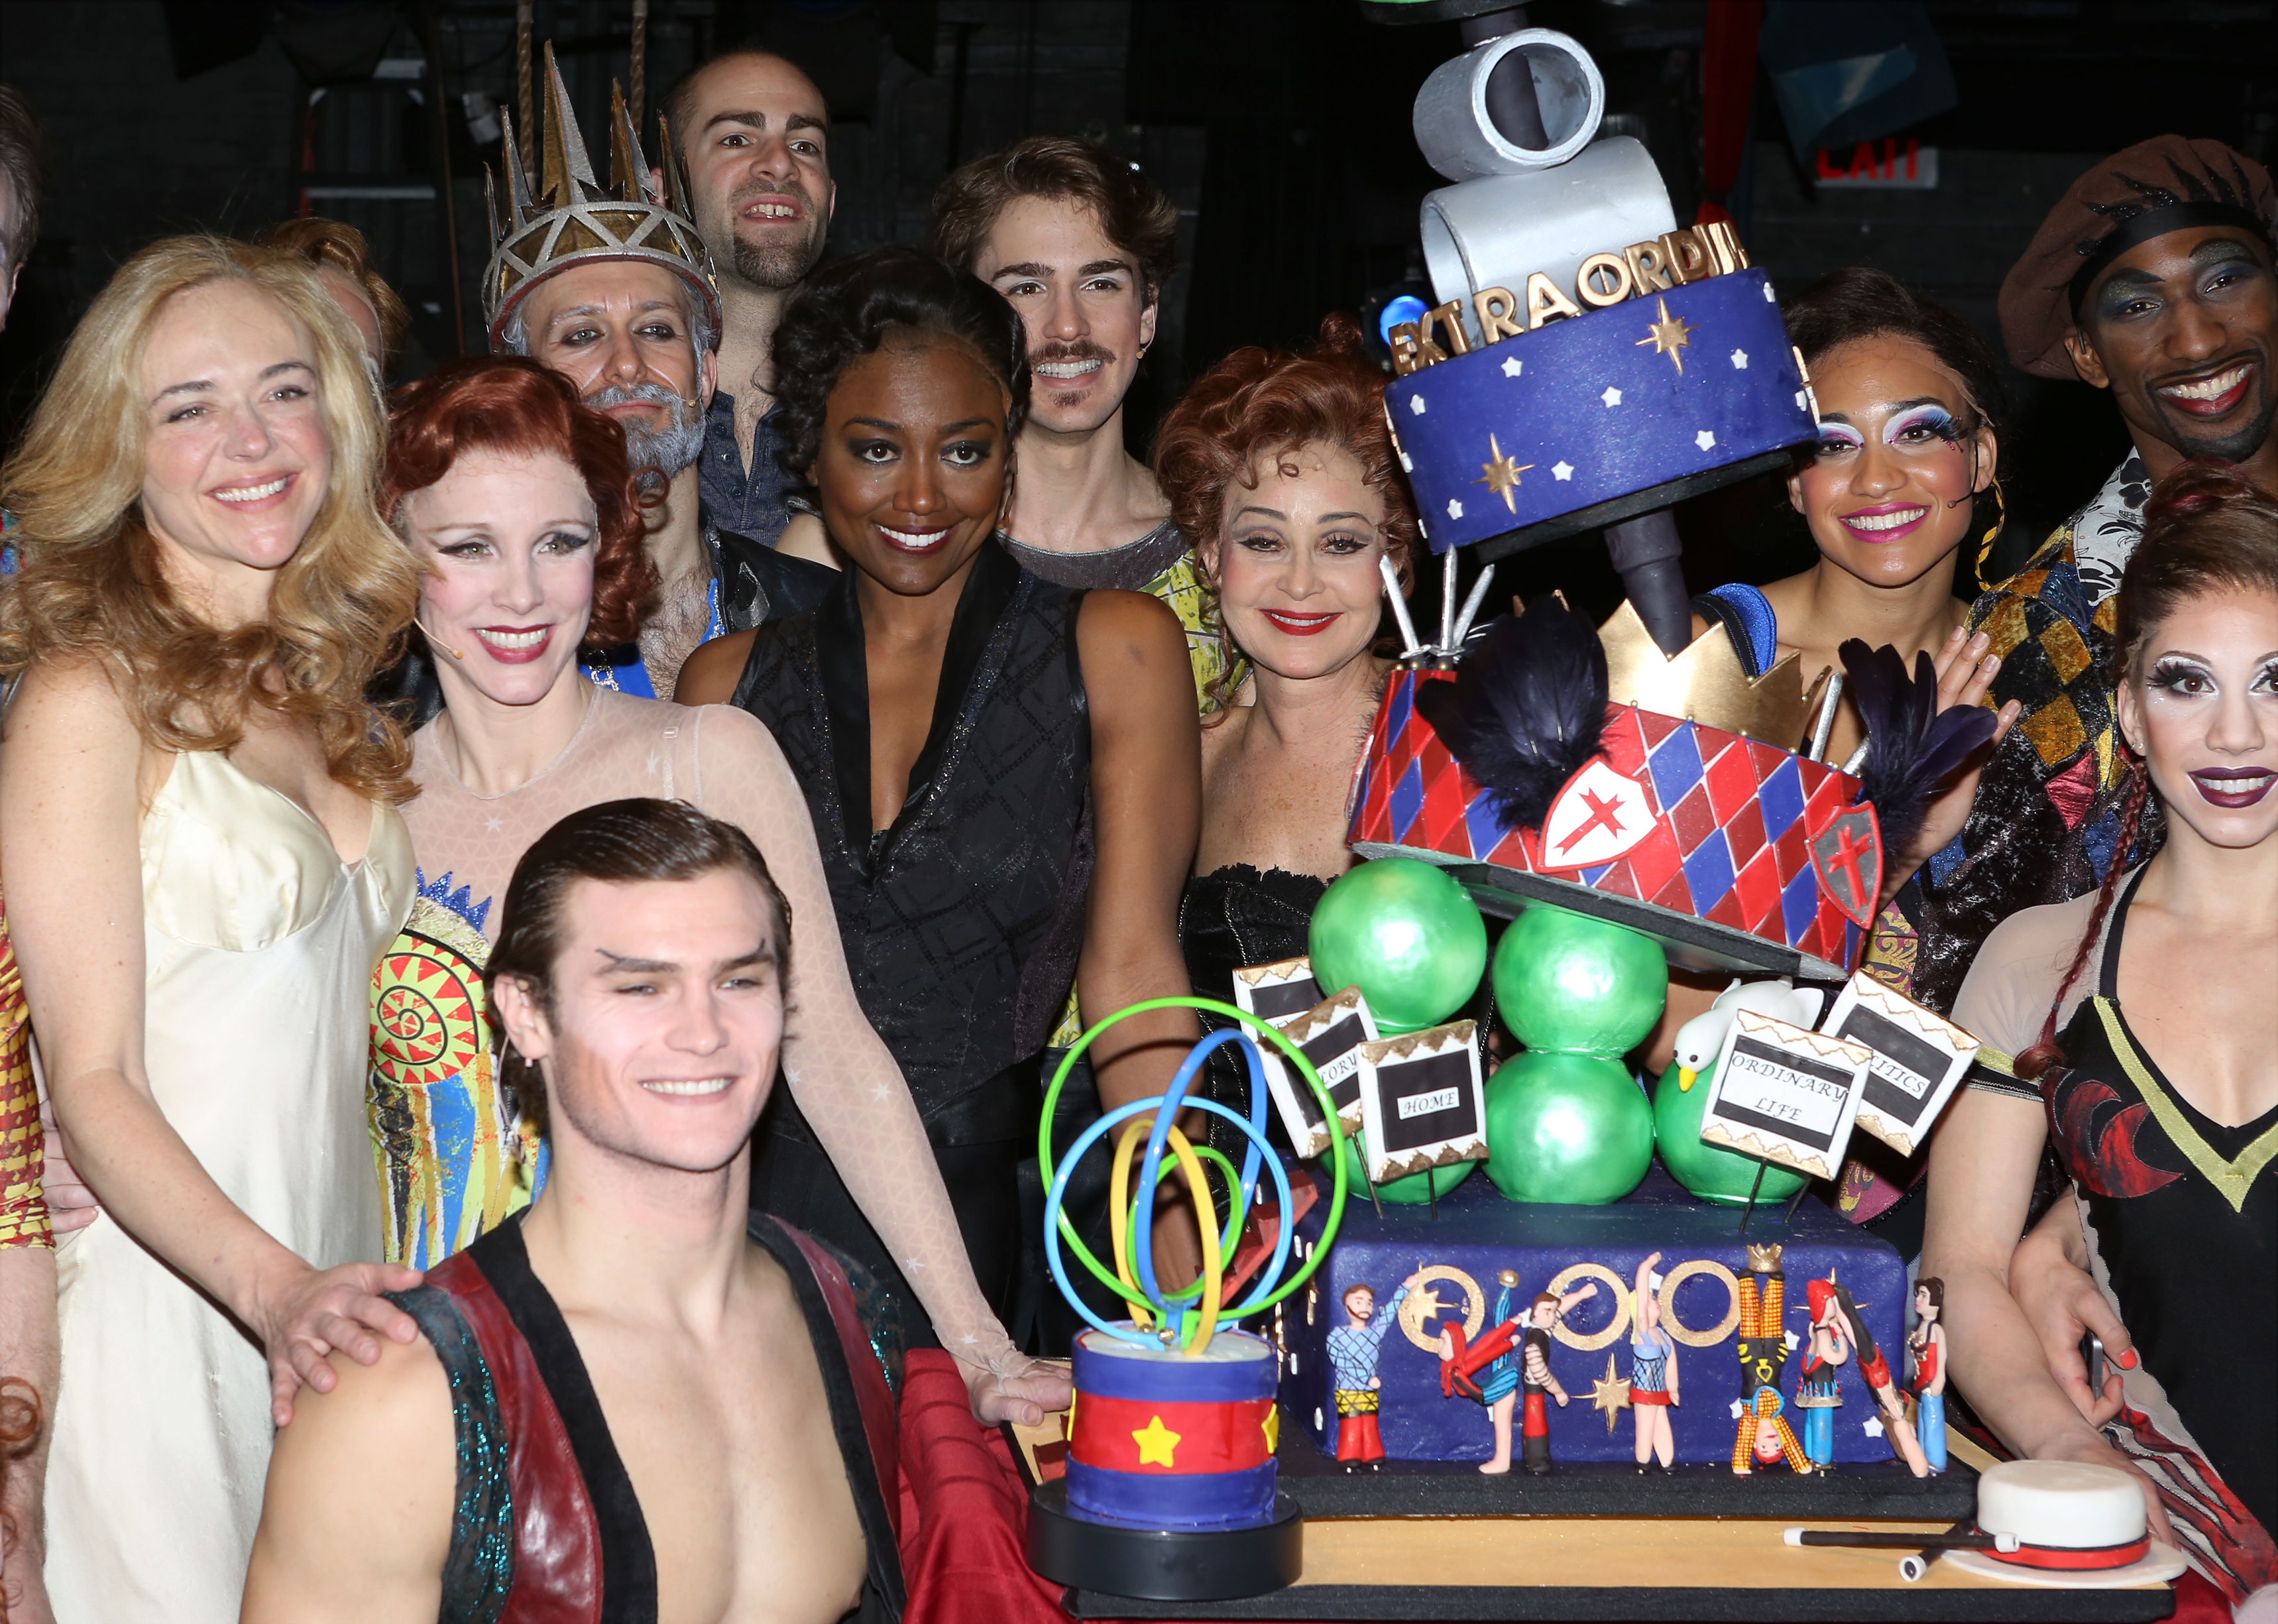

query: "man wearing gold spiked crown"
xmin=484 ymin=47 xmax=835 ymax=699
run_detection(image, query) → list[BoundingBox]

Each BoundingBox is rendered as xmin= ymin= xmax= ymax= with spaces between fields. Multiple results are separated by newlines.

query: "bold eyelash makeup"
xmin=1815 ymin=424 xmax=1862 ymax=455
xmin=2146 ymin=657 xmax=2212 ymax=692
xmin=1884 ymin=404 xmax=1963 ymax=445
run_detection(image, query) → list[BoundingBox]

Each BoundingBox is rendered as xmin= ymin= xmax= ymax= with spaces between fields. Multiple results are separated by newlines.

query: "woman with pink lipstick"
xmin=677 ymin=247 xmax=1202 ymax=1342
xmin=1652 ymin=271 xmax=2022 ymax=1228
xmin=1923 ymin=463 xmax=2278 ymax=1611
xmin=1153 ymin=317 xmax=1418 ymax=1125
xmin=374 ymin=356 xmax=1064 ymax=1426
xmin=0 ymin=237 xmax=424 ymax=1621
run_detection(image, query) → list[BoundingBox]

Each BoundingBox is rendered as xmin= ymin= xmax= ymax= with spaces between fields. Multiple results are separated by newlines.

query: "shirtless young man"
xmin=243 ymin=799 xmax=903 ymax=1621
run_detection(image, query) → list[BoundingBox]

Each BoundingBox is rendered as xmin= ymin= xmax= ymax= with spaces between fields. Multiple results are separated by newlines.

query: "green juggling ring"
xmin=1041 ymin=996 xmax=1349 ymax=1320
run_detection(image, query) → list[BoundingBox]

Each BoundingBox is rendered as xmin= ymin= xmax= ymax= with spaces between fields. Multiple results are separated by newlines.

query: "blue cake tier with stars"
xmin=1279 ymin=1167 xmax=1908 ymax=1465
xmin=1386 ymin=270 xmax=1817 ymax=554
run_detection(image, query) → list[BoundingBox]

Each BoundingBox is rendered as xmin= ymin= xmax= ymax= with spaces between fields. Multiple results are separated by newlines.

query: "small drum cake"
xmin=1066 ymin=1330 xmax=1281 ymax=1531
xmin=1943 ymin=1460 xmax=2187 ymax=1587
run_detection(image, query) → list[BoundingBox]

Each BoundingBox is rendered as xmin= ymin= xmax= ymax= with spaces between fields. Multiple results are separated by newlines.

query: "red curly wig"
xmin=1155 ymin=313 xmax=1420 ymax=589
xmin=382 ymin=357 xmax=658 ymax=648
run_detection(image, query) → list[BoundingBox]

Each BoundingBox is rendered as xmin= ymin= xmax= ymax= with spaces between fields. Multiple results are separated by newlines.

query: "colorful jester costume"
xmin=1733 ymin=1243 xmax=1807 ymax=1474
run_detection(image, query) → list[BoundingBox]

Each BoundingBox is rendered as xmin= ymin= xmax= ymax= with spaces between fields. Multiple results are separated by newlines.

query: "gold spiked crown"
xmin=1597 ymin=599 xmax=1811 ymax=750
xmin=483 ymin=42 xmax=721 ymax=351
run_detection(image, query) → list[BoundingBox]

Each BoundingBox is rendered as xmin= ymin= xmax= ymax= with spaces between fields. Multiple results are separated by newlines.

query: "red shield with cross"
xmin=1538 ymin=758 xmax=1654 ymax=871
xmin=1810 ymin=802 xmax=1884 ymax=928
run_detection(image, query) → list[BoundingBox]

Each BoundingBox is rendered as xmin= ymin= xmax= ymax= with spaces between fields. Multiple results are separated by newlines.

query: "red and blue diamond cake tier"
xmin=1066 ymin=1329 xmax=1281 ymax=1531
xmin=1348 ymin=666 xmax=1868 ymax=980
xmin=1386 ymin=270 xmax=1817 ymax=553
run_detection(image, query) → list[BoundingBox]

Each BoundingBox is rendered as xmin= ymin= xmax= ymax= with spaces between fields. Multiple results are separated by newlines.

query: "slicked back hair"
xmin=487 ymin=799 xmax=792 ymax=1106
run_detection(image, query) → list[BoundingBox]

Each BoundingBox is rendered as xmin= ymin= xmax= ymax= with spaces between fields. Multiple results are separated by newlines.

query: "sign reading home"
xmin=1699 ymin=1009 xmax=1870 ymax=1181
xmin=1819 ymin=972 xmax=1979 ymax=1157
xmin=1356 ymin=1021 xmax=1486 ymax=1185
xmin=1257 ymin=986 xmax=1379 ymax=1159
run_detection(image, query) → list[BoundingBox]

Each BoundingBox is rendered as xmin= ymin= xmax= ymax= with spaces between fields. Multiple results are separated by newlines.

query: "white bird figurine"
xmin=1672 ymin=978 xmax=1827 ymax=1091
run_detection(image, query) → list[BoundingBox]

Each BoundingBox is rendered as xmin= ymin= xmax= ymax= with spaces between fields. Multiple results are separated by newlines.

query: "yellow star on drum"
xmin=1634 ymin=295 xmax=1697 ymax=375
xmin=1132 ymin=1413 xmax=1182 ymax=1468
xmin=1262 ymin=1405 xmax=1281 ymax=1453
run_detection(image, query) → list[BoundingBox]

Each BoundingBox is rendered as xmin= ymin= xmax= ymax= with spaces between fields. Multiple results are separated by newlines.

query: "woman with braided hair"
xmin=1923 ymin=461 xmax=2277 ymax=1611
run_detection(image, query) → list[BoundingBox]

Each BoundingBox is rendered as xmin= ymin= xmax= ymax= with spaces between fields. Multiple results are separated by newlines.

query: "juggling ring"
xmin=1040 ymin=997 xmax=1349 ymax=1355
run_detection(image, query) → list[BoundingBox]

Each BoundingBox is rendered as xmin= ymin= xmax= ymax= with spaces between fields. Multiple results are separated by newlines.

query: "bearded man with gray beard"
xmin=480 ymin=52 xmax=836 ymax=699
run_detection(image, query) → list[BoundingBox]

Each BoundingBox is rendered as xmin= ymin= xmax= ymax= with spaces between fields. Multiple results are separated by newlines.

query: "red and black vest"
xmin=390 ymin=1212 xmax=903 ymax=1623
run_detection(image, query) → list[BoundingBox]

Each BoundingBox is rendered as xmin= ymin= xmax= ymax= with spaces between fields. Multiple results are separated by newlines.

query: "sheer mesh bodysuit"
xmin=387 ymin=686 xmax=1016 ymax=1367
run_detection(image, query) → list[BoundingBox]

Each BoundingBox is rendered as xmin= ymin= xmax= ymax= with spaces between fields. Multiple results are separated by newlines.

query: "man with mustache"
xmin=665 ymin=50 xmax=839 ymax=566
xmin=930 ymin=137 xmax=1236 ymax=709
xmin=497 ymin=56 xmax=836 ymax=699
xmin=1911 ymin=139 xmax=2275 ymax=1016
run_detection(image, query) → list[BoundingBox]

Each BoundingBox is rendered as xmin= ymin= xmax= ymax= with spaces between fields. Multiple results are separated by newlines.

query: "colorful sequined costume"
xmin=0 ymin=900 xmax=49 ymax=1252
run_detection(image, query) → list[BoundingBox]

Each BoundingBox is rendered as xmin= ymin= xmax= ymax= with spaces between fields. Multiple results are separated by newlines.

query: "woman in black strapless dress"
xmin=1153 ymin=317 xmax=1422 ymax=1138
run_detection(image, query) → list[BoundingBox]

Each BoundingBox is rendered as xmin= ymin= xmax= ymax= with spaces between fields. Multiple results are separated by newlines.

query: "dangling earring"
xmin=1972 ymin=475 xmax=2008 ymax=595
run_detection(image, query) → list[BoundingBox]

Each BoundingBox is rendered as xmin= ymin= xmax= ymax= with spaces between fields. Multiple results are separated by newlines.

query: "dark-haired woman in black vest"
xmin=678 ymin=247 xmax=1200 ymax=1344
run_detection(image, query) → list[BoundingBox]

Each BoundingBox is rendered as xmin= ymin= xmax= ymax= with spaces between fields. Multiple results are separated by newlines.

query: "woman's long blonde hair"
xmin=0 ymin=235 xmax=418 ymax=801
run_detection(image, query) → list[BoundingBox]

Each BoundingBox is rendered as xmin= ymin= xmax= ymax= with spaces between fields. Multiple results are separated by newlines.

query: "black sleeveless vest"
xmin=730 ymin=544 xmax=1092 ymax=1325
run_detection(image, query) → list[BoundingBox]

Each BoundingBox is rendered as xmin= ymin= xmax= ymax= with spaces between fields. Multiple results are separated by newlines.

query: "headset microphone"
xmin=416 ymin=618 xmax=467 ymax=662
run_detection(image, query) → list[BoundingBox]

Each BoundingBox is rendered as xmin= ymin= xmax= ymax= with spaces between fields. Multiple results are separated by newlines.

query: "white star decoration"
xmin=961 ymin=1334 xmax=980 ymax=1345
xmin=1552 ymin=461 xmax=1575 ymax=481
xmin=872 ymin=1084 xmax=893 ymax=1102
xmin=1762 ymin=281 xmax=1777 ymax=302
xmin=1784 ymin=1331 xmax=1800 ymax=1352
xmin=1408 ymin=394 xmax=1427 ymax=416
xmin=1730 ymin=349 xmax=1749 ymax=369
xmin=1729 ymin=1398 xmax=1746 ymax=1419
xmin=1795 ymin=390 xmax=1809 ymax=410
xmin=1446 ymin=497 xmax=1465 ymax=520
xmin=1695 ymin=430 xmax=1717 ymax=450
xmin=1501 ymin=355 xmax=1524 ymax=378
xmin=1398 ymin=449 xmax=1413 ymax=471
xmin=1601 ymin=385 xmax=1623 ymax=408
xmin=1864 ymin=1417 xmax=1886 ymax=1438
xmin=905 ymin=1257 xmax=925 ymax=1272
xmin=484 ymin=817 xmax=504 ymax=833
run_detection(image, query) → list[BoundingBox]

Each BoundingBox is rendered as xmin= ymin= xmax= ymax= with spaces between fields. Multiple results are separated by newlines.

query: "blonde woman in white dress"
xmin=0 ymin=237 xmax=425 ymax=1622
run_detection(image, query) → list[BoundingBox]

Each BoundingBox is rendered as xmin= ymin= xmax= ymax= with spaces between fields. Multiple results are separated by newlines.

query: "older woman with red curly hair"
xmin=1160 ymin=315 xmax=1420 ymax=1118
xmin=1923 ymin=462 xmax=2277 ymax=1611
xmin=375 ymin=356 xmax=1057 ymax=1426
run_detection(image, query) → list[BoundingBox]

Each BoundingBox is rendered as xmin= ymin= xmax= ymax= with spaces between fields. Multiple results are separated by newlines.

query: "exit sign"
xmin=1816 ymin=139 xmax=1938 ymax=190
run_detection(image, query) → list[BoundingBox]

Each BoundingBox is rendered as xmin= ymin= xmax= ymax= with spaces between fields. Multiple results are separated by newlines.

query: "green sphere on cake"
xmin=1650 ymin=1059 xmax=1808 ymax=1206
xmin=1483 ymin=1049 xmax=1654 ymax=1204
xmin=1310 ymin=856 xmax=1486 ymax=1033
xmin=1492 ymin=903 xmax=1666 ymax=1056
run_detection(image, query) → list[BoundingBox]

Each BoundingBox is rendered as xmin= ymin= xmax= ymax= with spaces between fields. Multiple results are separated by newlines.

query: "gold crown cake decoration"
xmin=483 ymin=42 xmax=720 ymax=349
xmin=1597 ymin=598 xmax=1809 ymax=748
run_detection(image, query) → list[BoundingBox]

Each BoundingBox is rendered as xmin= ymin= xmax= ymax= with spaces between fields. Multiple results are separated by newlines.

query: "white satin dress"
xmin=42 ymin=750 xmax=412 ymax=1623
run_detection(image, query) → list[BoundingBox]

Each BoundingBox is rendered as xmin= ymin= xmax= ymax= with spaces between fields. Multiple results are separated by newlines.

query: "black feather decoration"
xmin=1839 ymin=638 xmax=2000 ymax=856
xmin=1414 ymin=595 xmax=1609 ymax=834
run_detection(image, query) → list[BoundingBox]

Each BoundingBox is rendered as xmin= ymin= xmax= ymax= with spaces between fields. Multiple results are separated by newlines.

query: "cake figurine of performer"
xmin=1434 ymin=1269 xmax=1516 ymax=1473
xmin=1517 ymin=1286 xmax=1595 ymax=1475
xmin=1733 ymin=1244 xmax=1809 ymax=1474
xmin=1629 ymin=1252 xmax=1680 ymax=1473
xmin=1796 ymin=1277 xmax=1851 ymax=1470
xmin=1026 ymin=998 xmax=1347 ymax=1601
xmin=1823 ymin=1279 xmax=1931 ymax=1477
xmin=1328 ymin=1275 xmax=1418 ymax=1468
xmin=1910 ymin=1278 xmax=1948 ymax=1474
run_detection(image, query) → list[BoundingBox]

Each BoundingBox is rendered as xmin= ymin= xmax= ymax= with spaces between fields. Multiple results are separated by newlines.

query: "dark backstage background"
xmin=1 ymin=0 xmax=2271 ymax=622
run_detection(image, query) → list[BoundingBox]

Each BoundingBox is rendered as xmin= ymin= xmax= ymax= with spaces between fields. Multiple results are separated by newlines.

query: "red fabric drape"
xmin=1697 ymin=0 xmax=1765 ymax=225
xmin=897 ymin=1350 xmax=1068 ymax=1624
